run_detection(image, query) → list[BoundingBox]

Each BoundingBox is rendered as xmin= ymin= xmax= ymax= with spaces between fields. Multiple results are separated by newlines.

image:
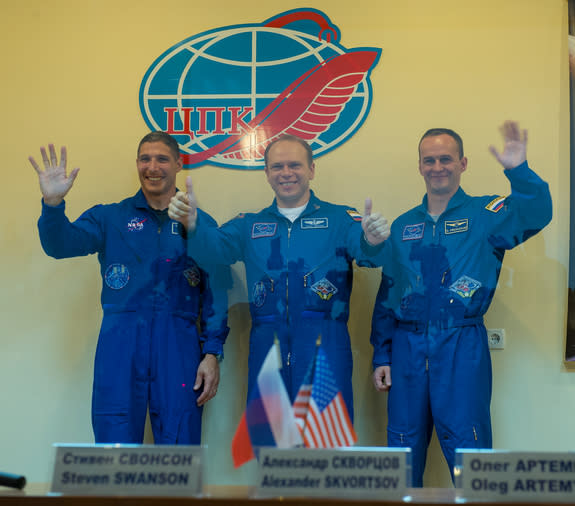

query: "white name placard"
xmin=51 ymin=444 xmax=203 ymax=496
xmin=456 ymin=450 xmax=575 ymax=502
xmin=255 ymin=447 xmax=411 ymax=499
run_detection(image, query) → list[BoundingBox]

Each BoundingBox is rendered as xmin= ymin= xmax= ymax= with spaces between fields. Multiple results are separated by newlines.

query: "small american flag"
xmin=293 ymin=345 xmax=357 ymax=448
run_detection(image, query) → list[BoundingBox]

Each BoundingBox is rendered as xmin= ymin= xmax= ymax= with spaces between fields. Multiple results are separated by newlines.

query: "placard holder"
xmin=455 ymin=449 xmax=575 ymax=503
xmin=50 ymin=443 xmax=204 ymax=496
xmin=254 ymin=446 xmax=411 ymax=500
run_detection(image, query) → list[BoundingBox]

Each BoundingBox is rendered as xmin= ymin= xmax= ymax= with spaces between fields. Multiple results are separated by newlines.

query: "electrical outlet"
xmin=487 ymin=328 xmax=505 ymax=349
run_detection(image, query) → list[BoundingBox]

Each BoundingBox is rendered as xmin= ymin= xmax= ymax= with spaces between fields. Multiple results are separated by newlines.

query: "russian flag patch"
xmin=485 ymin=196 xmax=506 ymax=213
xmin=346 ymin=209 xmax=362 ymax=222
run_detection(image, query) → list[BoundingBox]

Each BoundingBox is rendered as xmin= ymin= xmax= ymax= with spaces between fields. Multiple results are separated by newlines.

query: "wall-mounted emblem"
xmin=139 ymin=9 xmax=381 ymax=170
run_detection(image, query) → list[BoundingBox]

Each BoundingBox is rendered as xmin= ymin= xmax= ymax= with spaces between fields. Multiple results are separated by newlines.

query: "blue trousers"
xmin=387 ymin=324 xmax=492 ymax=486
xmin=91 ymin=310 xmax=203 ymax=444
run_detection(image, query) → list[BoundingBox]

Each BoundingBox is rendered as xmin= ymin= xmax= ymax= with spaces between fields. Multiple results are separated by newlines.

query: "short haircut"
xmin=264 ymin=135 xmax=314 ymax=167
xmin=138 ymin=131 xmax=181 ymax=160
xmin=419 ymin=128 xmax=464 ymax=159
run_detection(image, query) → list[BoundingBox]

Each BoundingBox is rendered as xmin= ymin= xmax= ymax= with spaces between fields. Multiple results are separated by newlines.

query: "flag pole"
xmin=274 ymin=333 xmax=282 ymax=368
xmin=294 ymin=334 xmax=321 ymax=442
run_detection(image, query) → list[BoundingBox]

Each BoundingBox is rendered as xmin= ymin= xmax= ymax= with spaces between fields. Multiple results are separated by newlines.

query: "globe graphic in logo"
xmin=139 ymin=9 xmax=381 ymax=170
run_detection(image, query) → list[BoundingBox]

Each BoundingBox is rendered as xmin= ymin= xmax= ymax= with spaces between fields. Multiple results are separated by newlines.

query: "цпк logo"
xmin=139 ymin=9 xmax=381 ymax=170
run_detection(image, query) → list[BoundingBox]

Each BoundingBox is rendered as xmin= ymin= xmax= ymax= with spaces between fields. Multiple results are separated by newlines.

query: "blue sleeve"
xmin=370 ymin=269 xmax=396 ymax=368
xmin=198 ymin=261 xmax=231 ymax=358
xmin=341 ymin=207 xmax=386 ymax=267
xmin=191 ymin=209 xmax=232 ymax=357
xmin=188 ymin=212 xmax=245 ymax=266
xmin=37 ymin=199 xmax=104 ymax=258
xmin=486 ymin=162 xmax=552 ymax=249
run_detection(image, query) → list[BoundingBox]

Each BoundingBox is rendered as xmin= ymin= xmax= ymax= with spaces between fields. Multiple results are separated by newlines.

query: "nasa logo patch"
xmin=127 ymin=217 xmax=147 ymax=232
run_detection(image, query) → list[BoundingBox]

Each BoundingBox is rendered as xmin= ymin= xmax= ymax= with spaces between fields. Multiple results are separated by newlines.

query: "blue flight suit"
xmin=188 ymin=190 xmax=384 ymax=419
xmin=38 ymin=189 xmax=229 ymax=444
xmin=370 ymin=162 xmax=552 ymax=486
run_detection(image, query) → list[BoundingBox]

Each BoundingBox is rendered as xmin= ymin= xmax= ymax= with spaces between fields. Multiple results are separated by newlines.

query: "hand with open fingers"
xmin=362 ymin=198 xmax=390 ymax=246
xmin=372 ymin=365 xmax=392 ymax=392
xmin=488 ymin=120 xmax=527 ymax=170
xmin=194 ymin=354 xmax=220 ymax=406
xmin=29 ymin=144 xmax=80 ymax=207
xmin=168 ymin=176 xmax=198 ymax=232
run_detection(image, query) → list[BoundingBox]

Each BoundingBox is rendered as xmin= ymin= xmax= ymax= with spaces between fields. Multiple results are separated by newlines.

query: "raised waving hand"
xmin=29 ymin=144 xmax=79 ymax=207
xmin=489 ymin=120 xmax=527 ymax=170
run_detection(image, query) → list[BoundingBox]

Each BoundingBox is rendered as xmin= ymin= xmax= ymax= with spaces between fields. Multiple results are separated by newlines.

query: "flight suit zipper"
xmin=286 ymin=223 xmax=292 ymax=323
xmin=285 ymin=221 xmax=293 ymax=373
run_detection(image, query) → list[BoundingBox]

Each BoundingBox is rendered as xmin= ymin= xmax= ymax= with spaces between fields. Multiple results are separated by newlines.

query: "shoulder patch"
xmin=105 ymin=264 xmax=130 ymax=290
xmin=346 ymin=209 xmax=362 ymax=222
xmin=252 ymin=222 xmax=277 ymax=239
xmin=485 ymin=196 xmax=506 ymax=213
xmin=311 ymin=277 xmax=338 ymax=300
xmin=183 ymin=266 xmax=201 ymax=287
xmin=449 ymin=275 xmax=482 ymax=298
xmin=402 ymin=223 xmax=425 ymax=241
xmin=252 ymin=281 xmax=267 ymax=308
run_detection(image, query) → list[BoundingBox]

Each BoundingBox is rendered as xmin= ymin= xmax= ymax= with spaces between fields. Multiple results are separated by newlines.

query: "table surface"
xmin=1 ymin=484 xmax=574 ymax=505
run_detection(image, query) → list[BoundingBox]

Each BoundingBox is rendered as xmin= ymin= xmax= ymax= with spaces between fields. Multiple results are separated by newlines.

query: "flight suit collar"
xmin=266 ymin=189 xmax=323 ymax=219
xmin=133 ymin=188 xmax=182 ymax=212
xmin=419 ymin=186 xmax=469 ymax=220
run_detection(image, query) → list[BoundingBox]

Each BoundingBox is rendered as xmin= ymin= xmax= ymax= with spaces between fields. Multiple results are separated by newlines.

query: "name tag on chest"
xmin=301 ymin=217 xmax=328 ymax=229
xmin=445 ymin=219 xmax=469 ymax=234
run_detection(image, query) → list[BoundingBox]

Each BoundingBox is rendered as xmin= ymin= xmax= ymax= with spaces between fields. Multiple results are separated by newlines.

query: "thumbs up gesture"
xmin=168 ymin=175 xmax=198 ymax=232
xmin=361 ymin=198 xmax=390 ymax=246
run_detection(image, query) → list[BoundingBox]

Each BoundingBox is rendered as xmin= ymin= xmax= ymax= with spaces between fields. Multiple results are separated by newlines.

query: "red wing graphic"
xmin=181 ymin=50 xmax=378 ymax=166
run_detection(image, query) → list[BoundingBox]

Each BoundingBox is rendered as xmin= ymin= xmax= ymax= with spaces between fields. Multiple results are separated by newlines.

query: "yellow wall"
xmin=0 ymin=0 xmax=569 ymax=488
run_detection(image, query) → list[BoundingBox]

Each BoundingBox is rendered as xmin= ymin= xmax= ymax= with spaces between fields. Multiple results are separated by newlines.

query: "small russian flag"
xmin=231 ymin=341 xmax=302 ymax=467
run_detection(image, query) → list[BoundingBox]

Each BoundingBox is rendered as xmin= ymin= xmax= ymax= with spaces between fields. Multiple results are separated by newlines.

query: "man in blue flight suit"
xmin=370 ymin=121 xmax=552 ymax=486
xmin=168 ymin=134 xmax=390 ymax=421
xmin=29 ymin=132 xmax=229 ymax=444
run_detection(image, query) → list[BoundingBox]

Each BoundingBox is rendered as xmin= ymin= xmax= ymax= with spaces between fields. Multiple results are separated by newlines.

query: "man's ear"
xmin=309 ymin=162 xmax=316 ymax=180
